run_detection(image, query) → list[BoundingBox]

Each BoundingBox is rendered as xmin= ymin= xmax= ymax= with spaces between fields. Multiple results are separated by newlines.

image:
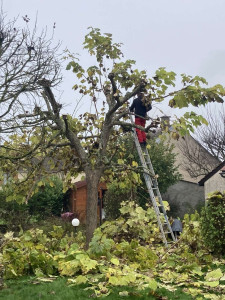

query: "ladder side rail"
xmin=143 ymin=172 xmax=168 ymax=246
xmin=143 ymin=148 xmax=176 ymax=241
xmin=145 ymin=171 xmax=176 ymax=242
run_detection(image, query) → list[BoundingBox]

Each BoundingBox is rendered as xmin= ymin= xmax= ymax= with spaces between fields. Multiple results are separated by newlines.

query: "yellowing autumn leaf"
xmin=75 ymin=275 xmax=88 ymax=285
xmin=203 ymin=281 xmax=219 ymax=288
xmin=205 ymin=268 xmax=223 ymax=281
xmin=148 ymin=279 xmax=157 ymax=291
xmin=132 ymin=161 xmax=138 ymax=167
xmin=110 ymin=258 xmax=120 ymax=266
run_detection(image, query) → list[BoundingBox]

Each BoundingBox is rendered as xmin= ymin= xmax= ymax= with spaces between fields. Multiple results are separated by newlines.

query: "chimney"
xmin=160 ymin=116 xmax=170 ymax=130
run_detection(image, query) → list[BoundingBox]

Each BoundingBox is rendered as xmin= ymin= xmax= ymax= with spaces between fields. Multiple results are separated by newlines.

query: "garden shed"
xmin=69 ymin=180 xmax=107 ymax=223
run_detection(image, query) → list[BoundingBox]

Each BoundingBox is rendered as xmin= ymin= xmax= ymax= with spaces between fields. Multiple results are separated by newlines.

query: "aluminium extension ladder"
xmin=130 ymin=115 xmax=176 ymax=247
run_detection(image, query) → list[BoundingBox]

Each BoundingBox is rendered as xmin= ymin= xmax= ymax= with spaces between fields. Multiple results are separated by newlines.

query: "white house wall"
xmin=162 ymin=180 xmax=205 ymax=218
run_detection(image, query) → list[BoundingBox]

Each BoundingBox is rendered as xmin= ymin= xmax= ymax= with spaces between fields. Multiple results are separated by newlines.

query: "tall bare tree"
xmin=0 ymin=11 xmax=61 ymax=135
xmin=177 ymin=105 xmax=225 ymax=179
xmin=177 ymin=135 xmax=220 ymax=179
xmin=195 ymin=105 xmax=225 ymax=161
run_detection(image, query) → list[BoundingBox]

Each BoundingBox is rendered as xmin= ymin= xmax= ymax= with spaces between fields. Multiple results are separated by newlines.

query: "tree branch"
xmin=39 ymin=86 xmax=88 ymax=164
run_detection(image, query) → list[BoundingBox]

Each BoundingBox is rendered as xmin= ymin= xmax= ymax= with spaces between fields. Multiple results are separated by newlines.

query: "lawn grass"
xmin=0 ymin=277 xmax=194 ymax=300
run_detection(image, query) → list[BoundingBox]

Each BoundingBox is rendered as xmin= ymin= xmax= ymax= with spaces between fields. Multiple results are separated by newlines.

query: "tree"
xmin=200 ymin=191 xmax=225 ymax=255
xmin=0 ymin=11 xmax=61 ymax=135
xmin=177 ymin=135 xmax=220 ymax=178
xmin=0 ymin=22 xmax=225 ymax=247
xmin=177 ymin=106 xmax=224 ymax=179
xmin=195 ymin=105 xmax=225 ymax=161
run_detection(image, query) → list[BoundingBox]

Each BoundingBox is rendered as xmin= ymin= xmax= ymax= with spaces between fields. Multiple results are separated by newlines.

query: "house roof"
xmin=198 ymin=161 xmax=225 ymax=186
xmin=167 ymin=134 xmax=220 ymax=184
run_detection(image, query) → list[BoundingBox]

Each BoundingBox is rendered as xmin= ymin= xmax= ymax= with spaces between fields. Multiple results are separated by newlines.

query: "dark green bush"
xmin=200 ymin=191 xmax=225 ymax=255
xmin=28 ymin=176 xmax=64 ymax=218
xmin=104 ymin=183 xmax=136 ymax=220
xmin=0 ymin=176 xmax=67 ymax=232
xmin=0 ymin=190 xmax=29 ymax=232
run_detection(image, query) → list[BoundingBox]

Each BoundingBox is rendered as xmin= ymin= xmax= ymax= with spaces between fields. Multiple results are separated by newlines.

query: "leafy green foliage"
xmin=200 ymin=191 xmax=225 ymax=255
xmin=104 ymin=182 xmax=134 ymax=220
xmin=0 ymin=226 xmax=85 ymax=279
xmin=144 ymin=138 xmax=181 ymax=193
xmin=182 ymin=212 xmax=206 ymax=253
xmin=28 ymin=176 xmax=64 ymax=218
xmin=95 ymin=201 xmax=159 ymax=244
xmin=0 ymin=190 xmax=29 ymax=232
xmin=0 ymin=177 xmax=66 ymax=234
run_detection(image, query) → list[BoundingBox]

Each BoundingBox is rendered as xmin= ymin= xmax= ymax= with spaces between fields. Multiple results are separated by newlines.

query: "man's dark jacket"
xmin=129 ymin=97 xmax=152 ymax=118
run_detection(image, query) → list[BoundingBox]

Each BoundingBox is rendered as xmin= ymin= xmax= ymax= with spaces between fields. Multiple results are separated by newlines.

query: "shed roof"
xmin=74 ymin=180 xmax=107 ymax=189
xmin=75 ymin=180 xmax=87 ymax=189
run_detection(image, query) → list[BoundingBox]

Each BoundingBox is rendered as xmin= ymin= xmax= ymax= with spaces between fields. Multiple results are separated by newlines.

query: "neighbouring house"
xmin=68 ymin=180 xmax=107 ymax=224
xmin=161 ymin=130 xmax=220 ymax=218
xmin=198 ymin=161 xmax=225 ymax=198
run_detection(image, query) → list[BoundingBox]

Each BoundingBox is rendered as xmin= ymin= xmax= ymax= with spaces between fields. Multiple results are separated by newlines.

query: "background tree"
xmin=200 ymin=191 xmax=225 ymax=255
xmin=177 ymin=135 xmax=220 ymax=178
xmin=177 ymin=105 xmax=224 ymax=179
xmin=0 ymin=10 xmax=61 ymax=150
xmin=195 ymin=105 xmax=225 ymax=161
xmin=0 ymin=20 xmax=225 ymax=246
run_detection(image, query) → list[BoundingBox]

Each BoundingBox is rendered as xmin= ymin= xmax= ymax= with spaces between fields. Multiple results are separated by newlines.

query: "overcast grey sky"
xmin=3 ymin=0 xmax=225 ymax=118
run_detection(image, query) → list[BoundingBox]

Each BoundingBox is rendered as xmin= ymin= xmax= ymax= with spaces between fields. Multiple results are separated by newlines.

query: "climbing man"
xmin=129 ymin=92 xmax=152 ymax=146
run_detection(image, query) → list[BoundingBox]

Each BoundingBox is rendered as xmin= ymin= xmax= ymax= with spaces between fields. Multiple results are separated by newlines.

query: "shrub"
xmin=0 ymin=190 xmax=30 ymax=232
xmin=28 ymin=176 xmax=64 ymax=218
xmin=104 ymin=183 xmax=136 ymax=220
xmin=200 ymin=191 xmax=225 ymax=255
xmin=0 ymin=176 xmax=67 ymax=232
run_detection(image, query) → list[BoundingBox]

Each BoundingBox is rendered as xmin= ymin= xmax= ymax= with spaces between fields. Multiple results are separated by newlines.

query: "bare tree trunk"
xmin=85 ymin=169 xmax=102 ymax=248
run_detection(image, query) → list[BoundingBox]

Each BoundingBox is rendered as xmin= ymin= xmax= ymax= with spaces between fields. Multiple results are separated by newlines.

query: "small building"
xmin=198 ymin=161 xmax=225 ymax=198
xmin=69 ymin=180 xmax=107 ymax=223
